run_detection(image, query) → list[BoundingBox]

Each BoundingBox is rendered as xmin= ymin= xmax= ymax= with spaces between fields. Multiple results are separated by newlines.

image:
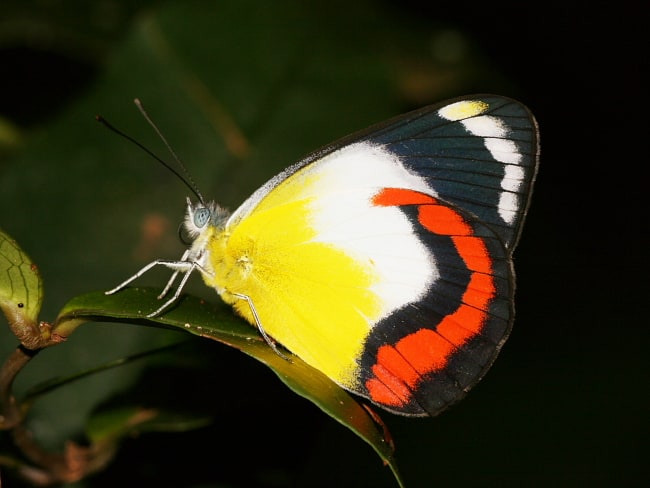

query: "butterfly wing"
xmin=209 ymin=95 xmax=539 ymax=416
xmin=364 ymin=96 xmax=538 ymax=250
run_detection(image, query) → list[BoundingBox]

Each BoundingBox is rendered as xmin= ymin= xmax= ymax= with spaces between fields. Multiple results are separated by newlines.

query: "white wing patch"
xmin=301 ymin=142 xmax=438 ymax=323
xmin=450 ymin=112 xmax=526 ymax=226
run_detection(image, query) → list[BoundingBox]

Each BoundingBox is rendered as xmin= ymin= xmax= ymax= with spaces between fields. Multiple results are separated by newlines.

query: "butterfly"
xmin=107 ymin=95 xmax=539 ymax=416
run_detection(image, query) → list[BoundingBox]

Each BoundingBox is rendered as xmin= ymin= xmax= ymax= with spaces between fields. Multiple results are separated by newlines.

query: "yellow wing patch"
xmin=202 ymin=170 xmax=382 ymax=387
xmin=438 ymin=100 xmax=489 ymax=121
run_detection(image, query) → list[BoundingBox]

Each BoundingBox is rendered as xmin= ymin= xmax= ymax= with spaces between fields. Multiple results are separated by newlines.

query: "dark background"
xmin=0 ymin=1 xmax=646 ymax=487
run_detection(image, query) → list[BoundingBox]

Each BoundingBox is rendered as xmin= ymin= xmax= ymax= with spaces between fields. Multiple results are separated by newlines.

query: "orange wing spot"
xmin=436 ymin=313 xmax=475 ymax=346
xmin=366 ymin=379 xmax=405 ymax=407
xmin=372 ymin=187 xmax=436 ymax=207
xmin=418 ymin=204 xmax=472 ymax=236
xmin=395 ymin=329 xmax=453 ymax=374
xmin=463 ymin=273 xmax=496 ymax=309
xmin=452 ymin=236 xmax=491 ymax=273
xmin=376 ymin=343 xmax=421 ymax=387
xmin=366 ymin=363 xmax=412 ymax=407
xmin=435 ymin=272 xmax=495 ymax=347
xmin=438 ymin=305 xmax=487 ymax=339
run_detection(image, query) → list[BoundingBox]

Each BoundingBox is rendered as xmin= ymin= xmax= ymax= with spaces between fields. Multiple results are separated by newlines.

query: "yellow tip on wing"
xmin=438 ymin=100 xmax=489 ymax=121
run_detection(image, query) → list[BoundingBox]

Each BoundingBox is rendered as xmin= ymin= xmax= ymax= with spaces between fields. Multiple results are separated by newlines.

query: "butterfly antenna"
xmin=95 ymin=101 xmax=205 ymax=204
xmin=133 ymin=99 xmax=205 ymax=204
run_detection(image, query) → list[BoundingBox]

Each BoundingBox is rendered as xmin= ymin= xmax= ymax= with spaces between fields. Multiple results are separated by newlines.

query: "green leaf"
xmin=0 ymin=228 xmax=46 ymax=348
xmin=56 ymin=288 xmax=404 ymax=487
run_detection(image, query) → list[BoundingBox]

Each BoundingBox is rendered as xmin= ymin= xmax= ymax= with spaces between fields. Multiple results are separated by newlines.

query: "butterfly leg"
xmin=158 ymin=270 xmax=180 ymax=299
xmin=105 ymin=259 xmax=176 ymax=295
xmin=106 ymin=257 xmax=202 ymax=317
xmin=145 ymin=261 xmax=199 ymax=317
xmin=233 ymin=293 xmax=291 ymax=362
xmin=157 ymin=249 xmax=191 ymax=299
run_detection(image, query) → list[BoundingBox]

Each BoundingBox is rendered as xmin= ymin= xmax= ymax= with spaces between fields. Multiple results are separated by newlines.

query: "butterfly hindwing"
xmin=357 ymin=189 xmax=513 ymax=416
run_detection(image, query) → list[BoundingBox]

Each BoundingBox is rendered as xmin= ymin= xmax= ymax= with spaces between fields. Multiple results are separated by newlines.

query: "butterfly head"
xmin=184 ymin=197 xmax=230 ymax=238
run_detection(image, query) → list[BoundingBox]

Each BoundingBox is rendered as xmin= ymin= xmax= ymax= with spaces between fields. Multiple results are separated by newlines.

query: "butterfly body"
xmin=110 ymin=95 xmax=539 ymax=417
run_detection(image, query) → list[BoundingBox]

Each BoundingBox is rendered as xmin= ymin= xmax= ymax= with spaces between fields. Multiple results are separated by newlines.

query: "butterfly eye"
xmin=193 ymin=207 xmax=211 ymax=228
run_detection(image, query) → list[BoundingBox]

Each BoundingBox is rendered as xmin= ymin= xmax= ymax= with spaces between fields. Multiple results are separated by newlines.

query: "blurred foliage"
xmin=0 ymin=0 xmax=162 ymax=126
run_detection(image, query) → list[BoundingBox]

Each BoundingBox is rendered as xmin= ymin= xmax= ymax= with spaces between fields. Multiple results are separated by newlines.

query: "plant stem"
xmin=0 ymin=346 xmax=38 ymax=429
xmin=1 ymin=345 xmax=117 ymax=485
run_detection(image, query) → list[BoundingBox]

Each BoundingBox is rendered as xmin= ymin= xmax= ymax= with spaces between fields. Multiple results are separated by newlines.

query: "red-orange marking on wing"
xmin=375 ymin=343 xmax=420 ymax=386
xmin=366 ymin=363 xmax=412 ymax=407
xmin=452 ymin=236 xmax=492 ymax=273
xmin=365 ymin=187 xmax=496 ymax=409
xmin=418 ymin=203 xmax=473 ymax=236
xmin=372 ymin=187 xmax=435 ymax=207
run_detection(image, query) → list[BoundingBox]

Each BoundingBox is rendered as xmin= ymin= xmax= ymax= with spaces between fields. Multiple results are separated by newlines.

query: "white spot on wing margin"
xmin=461 ymin=115 xmax=524 ymax=226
